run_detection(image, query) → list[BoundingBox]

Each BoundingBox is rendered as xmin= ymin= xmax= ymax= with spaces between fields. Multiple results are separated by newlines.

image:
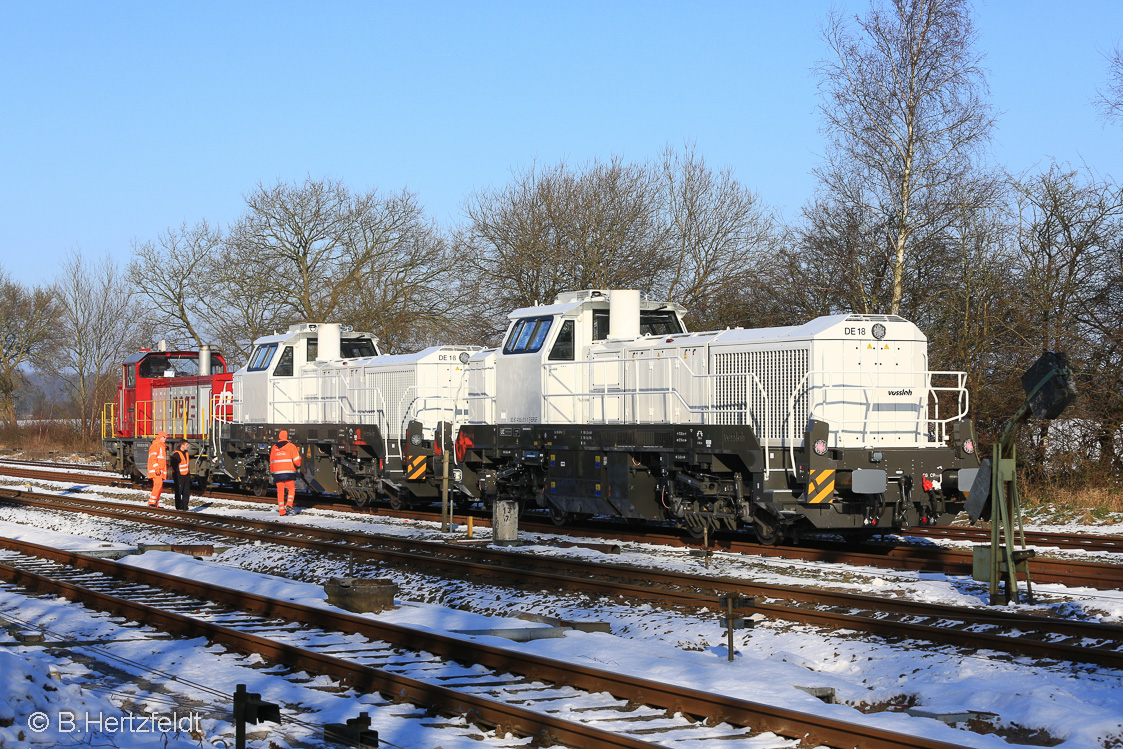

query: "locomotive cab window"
xmin=308 ymin=337 xmax=378 ymax=362
xmin=548 ymin=320 xmax=575 ymax=361
xmin=342 ymin=338 xmax=377 ymax=358
xmin=594 ymin=310 xmax=683 ymax=340
xmin=273 ymin=346 xmax=294 ymax=377
xmin=592 ymin=311 xmax=610 ymax=341
xmin=640 ymin=312 xmax=683 ymax=336
xmin=504 ymin=317 xmax=553 ymax=354
xmin=124 ymin=364 xmax=135 ymax=389
xmin=138 ymin=356 xmax=172 ymax=378
xmin=247 ymin=343 xmax=278 ymax=372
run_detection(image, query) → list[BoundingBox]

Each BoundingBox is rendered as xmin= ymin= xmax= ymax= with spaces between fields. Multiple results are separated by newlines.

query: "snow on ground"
xmin=0 ymin=582 xmax=535 ymax=749
xmin=1 ymin=474 xmax=1122 ymax=746
xmin=0 ymin=648 xmax=201 ymax=749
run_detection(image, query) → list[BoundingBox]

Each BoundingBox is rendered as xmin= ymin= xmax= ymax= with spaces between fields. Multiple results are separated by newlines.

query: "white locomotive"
xmin=456 ymin=289 xmax=979 ymax=542
xmin=112 ymin=289 xmax=978 ymax=541
xmin=213 ymin=321 xmax=479 ymax=506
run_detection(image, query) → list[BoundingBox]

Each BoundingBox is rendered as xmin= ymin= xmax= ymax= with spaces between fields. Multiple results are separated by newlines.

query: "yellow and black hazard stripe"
xmin=405 ymin=455 xmax=427 ymax=481
xmin=805 ymin=468 xmax=836 ymax=504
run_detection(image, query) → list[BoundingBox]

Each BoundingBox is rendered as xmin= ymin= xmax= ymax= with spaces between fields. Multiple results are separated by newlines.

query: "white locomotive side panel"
xmin=279 ymin=347 xmax=478 ymax=440
xmin=464 ymin=292 xmax=968 ymax=451
xmin=467 ymin=349 xmax=498 ymax=424
xmin=350 ymin=347 xmax=475 ymax=440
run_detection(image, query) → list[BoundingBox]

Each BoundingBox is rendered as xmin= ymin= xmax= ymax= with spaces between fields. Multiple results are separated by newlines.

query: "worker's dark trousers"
xmin=174 ymin=475 xmax=191 ymax=511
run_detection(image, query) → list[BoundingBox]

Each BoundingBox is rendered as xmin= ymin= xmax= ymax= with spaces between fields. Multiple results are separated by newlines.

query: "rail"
xmin=0 ymin=511 xmax=1039 ymax=748
xmin=392 ymin=383 xmax=466 ymax=443
xmin=465 ymin=363 xmax=497 ymax=425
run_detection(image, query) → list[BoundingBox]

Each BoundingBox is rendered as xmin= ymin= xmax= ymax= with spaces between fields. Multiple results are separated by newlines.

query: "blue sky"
xmin=1 ymin=1 xmax=1120 ymax=285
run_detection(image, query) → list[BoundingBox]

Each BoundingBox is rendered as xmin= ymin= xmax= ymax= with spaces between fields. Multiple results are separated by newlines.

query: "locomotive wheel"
xmin=753 ymin=517 xmax=785 ymax=546
xmin=549 ymin=506 xmax=570 ymax=526
xmin=251 ymin=482 xmax=266 ymax=498
xmin=351 ymin=491 xmax=370 ymax=508
xmin=389 ymin=493 xmax=403 ymax=510
xmin=684 ymin=522 xmax=707 ymax=539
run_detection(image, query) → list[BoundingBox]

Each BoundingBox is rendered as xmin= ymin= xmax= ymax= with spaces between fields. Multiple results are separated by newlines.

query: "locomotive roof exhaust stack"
xmin=198 ymin=345 xmax=212 ymax=377
xmin=318 ymin=323 xmax=341 ymax=361
xmin=608 ymin=290 xmax=641 ymax=340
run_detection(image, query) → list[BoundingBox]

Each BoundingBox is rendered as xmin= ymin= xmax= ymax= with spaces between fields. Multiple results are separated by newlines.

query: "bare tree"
xmin=225 ymin=177 xmax=425 ymax=323
xmin=340 ymin=216 xmax=464 ymax=353
xmin=1009 ymin=165 xmax=1123 ymax=480
xmin=656 ymin=145 xmax=780 ymax=329
xmin=796 ymin=186 xmax=898 ymax=317
xmin=49 ymin=251 xmax=148 ymax=439
xmin=207 ymin=242 xmax=290 ymax=362
xmin=128 ymin=220 xmax=223 ymax=348
xmin=460 ymin=157 xmax=669 ymax=340
xmin=1095 ymin=46 xmax=1123 ymax=127
xmin=815 ymin=0 xmax=995 ymax=314
xmin=0 ymin=267 xmax=59 ymax=427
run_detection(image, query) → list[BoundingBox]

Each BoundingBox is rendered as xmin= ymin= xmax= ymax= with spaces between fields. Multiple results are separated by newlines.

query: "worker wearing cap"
xmin=269 ymin=429 xmax=302 ymax=516
xmin=146 ymin=431 xmax=168 ymax=507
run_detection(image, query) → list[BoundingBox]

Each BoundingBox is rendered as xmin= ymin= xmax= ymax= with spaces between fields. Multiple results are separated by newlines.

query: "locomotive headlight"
xmin=869 ymin=450 xmax=884 ymax=463
xmin=813 ymin=439 xmax=827 ymax=456
xmin=872 ymin=323 xmax=886 ymax=340
xmin=459 ymin=352 xmax=470 ymax=364
xmin=962 ymin=438 xmax=975 ymax=455
xmin=410 ymin=434 xmax=422 ymax=446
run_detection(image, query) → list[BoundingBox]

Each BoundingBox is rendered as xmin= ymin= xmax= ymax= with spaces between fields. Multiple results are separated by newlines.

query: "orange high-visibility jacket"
xmin=171 ymin=448 xmax=189 ymax=476
xmin=147 ymin=439 xmax=167 ymax=478
xmin=269 ymin=440 xmax=302 ymax=479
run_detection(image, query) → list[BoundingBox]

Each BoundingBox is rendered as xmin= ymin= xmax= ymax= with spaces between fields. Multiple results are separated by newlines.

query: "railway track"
xmin=904 ymin=524 xmax=1123 ymax=551
xmin=4 ymin=461 xmax=1122 ymax=590
xmin=4 ymin=487 xmax=1123 ymax=672
xmin=0 ymin=534 xmax=970 ymax=749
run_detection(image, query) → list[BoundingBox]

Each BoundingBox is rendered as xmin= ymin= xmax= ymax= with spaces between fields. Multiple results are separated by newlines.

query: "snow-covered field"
xmin=0 ymin=468 xmax=1121 ymax=747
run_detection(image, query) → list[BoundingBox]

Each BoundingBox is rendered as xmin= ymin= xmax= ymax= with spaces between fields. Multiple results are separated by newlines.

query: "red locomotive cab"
xmin=106 ymin=345 xmax=234 ymax=441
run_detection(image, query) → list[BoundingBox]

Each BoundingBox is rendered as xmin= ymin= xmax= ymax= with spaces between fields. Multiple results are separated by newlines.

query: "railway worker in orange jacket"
xmin=146 ymin=431 xmax=168 ymax=507
xmin=270 ymin=430 xmax=302 ymax=516
xmin=169 ymin=441 xmax=192 ymax=511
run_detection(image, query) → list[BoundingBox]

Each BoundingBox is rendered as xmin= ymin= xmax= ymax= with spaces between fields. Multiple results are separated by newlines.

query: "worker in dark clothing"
xmin=169 ymin=441 xmax=192 ymax=511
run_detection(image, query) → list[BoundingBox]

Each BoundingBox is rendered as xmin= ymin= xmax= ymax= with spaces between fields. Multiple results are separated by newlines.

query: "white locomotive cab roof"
xmin=507 ymin=301 xmax=585 ymax=319
xmin=506 ymin=298 xmax=689 ymax=320
xmin=248 ymin=332 xmax=291 ymax=346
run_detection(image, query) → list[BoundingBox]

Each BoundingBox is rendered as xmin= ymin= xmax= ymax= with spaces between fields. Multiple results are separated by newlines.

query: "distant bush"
xmin=0 ymin=422 xmax=100 ymax=456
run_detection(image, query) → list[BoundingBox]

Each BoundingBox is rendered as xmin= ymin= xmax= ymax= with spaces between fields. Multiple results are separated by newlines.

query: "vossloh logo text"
xmin=887 ymin=388 xmax=913 ymax=396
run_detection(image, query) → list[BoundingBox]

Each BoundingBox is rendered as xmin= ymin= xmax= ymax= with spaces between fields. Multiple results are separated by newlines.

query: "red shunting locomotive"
xmin=102 ymin=343 xmax=233 ymax=482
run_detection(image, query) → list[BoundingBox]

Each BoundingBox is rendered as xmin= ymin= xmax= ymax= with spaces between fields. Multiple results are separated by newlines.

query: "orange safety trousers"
xmin=276 ymin=481 xmax=296 ymax=509
xmin=148 ymin=474 xmax=164 ymax=503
